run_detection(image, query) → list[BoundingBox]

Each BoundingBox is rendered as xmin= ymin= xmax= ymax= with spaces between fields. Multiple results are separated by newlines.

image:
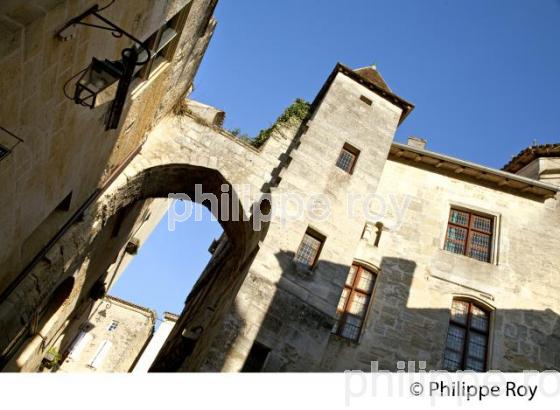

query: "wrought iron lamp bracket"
xmin=57 ymin=4 xmax=151 ymax=65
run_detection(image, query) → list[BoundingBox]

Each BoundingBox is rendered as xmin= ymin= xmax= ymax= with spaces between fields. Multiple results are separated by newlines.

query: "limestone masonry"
xmin=0 ymin=0 xmax=558 ymax=372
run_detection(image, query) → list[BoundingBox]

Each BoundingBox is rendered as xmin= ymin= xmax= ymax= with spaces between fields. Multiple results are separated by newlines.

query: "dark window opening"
xmin=444 ymin=208 xmax=494 ymax=263
xmin=241 ymin=341 xmax=270 ymax=372
xmin=335 ymin=143 xmax=360 ymax=174
xmin=333 ymin=264 xmax=376 ymax=341
xmin=293 ymin=227 xmax=326 ymax=269
xmin=56 ymin=192 xmax=73 ymax=212
xmin=0 ymin=145 xmax=9 ymax=160
xmin=359 ymin=95 xmax=373 ymax=105
xmin=443 ymin=299 xmax=490 ymax=371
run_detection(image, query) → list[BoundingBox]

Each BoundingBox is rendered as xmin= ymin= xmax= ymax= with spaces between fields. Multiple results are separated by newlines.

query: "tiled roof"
xmin=354 ymin=65 xmax=392 ymax=93
xmin=502 ymin=143 xmax=560 ymax=173
xmin=312 ymin=63 xmax=414 ymax=125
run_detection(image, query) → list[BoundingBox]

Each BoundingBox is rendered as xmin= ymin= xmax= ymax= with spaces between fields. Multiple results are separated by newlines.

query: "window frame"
xmin=443 ymin=207 xmax=495 ymax=263
xmin=107 ymin=320 xmax=119 ymax=332
xmin=332 ymin=263 xmax=377 ymax=342
xmin=293 ymin=227 xmax=326 ymax=270
xmin=359 ymin=95 xmax=373 ymax=105
xmin=335 ymin=143 xmax=360 ymax=174
xmin=443 ymin=299 xmax=490 ymax=371
xmin=135 ymin=4 xmax=191 ymax=80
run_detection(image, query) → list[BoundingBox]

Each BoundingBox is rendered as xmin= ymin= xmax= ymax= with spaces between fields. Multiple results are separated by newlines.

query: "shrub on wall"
xmin=252 ymin=98 xmax=310 ymax=148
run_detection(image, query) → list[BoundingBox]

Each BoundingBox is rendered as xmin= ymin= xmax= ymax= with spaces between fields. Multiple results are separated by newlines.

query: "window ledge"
xmin=329 ymin=333 xmax=360 ymax=346
xmin=130 ymin=60 xmax=171 ymax=99
xmin=440 ymin=248 xmax=497 ymax=266
xmin=292 ymin=260 xmax=315 ymax=277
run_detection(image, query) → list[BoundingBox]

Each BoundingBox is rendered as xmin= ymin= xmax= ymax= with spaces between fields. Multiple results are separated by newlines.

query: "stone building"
xmin=52 ymin=295 xmax=155 ymax=373
xmin=0 ymin=0 xmax=218 ymax=371
xmin=0 ymin=0 xmax=558 ymax=373
xmin=133 ymin=312 xmax=178 ymax=373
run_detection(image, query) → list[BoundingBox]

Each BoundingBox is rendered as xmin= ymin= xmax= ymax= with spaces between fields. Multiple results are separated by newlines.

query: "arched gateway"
xmin=0 ymin=110 xmax=298 ymax=371
xmin=0 ymin=60 xmax=412 ymax=372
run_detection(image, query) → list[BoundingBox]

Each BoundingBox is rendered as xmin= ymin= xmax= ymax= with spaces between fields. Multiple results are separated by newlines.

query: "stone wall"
xmin=1 ymin=0 xmax=557 ymax=373
xmin=0 ymin=0 xmax=217 ymax=296
xmin=0 ymin=0 xmax=219 ymax=370
xmin=198 ymin=70 xmax=406 ymax=372
xmin=198 ymin=143 xmax=559 ymax=372
xmin=187 ymin=73 xmax=559 ymax=372
xmin=55 ymin=295 xmax=155 ymax=373
xmin=133 ymin=312 xmax=178 ymax=373
xmin=321 ymin=156 xmax=560 ymax=371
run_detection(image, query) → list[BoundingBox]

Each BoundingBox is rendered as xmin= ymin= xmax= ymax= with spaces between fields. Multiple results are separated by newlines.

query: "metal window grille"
xmin=443 ymin=300 xmax=489 ymax=371
xmin=336 ymin=148 xmax=357 ymax=173
xmin=444 ymin=209 xmax=493 ymax=262
xmin=294 ymin=231 xmax=323 ymax=268
xmin=332 ymin=264 xmax=376 ymax=341
xmin=107 ymin=320 xmax=119 ymax=332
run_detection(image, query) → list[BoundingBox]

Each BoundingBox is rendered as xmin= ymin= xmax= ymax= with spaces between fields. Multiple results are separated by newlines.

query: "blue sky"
xmin=110 ymin=203 xmax=222 ymax=318
xmin=110 ymin=0 xmax=560 ymax=318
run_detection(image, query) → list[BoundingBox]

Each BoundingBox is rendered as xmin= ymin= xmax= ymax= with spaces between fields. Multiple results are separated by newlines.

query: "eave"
xmin=389 ymin=142 xmax=559 ymax=200
xmin=336 ymin=63 xmax=415 ymax=125
xmin=310 ymin=63 xmax=415 ymax=126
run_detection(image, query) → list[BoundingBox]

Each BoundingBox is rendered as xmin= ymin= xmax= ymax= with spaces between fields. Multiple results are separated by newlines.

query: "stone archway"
xmin=0 ymin=112 xmax=296 ymax=371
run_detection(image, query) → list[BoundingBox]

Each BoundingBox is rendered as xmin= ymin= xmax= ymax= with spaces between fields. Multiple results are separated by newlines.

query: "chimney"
xmin=407 ymin=136 xmax=427 ymax=150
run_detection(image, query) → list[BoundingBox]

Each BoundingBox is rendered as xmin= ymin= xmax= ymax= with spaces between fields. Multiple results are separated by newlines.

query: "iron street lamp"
xmin=58 ymin=3 xmax=151 ymax=130
xmin=74 ymin=58 xmax=123 ymax=108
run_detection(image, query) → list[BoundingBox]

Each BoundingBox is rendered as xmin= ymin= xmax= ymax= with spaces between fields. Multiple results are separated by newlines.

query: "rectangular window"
xmin=241 ymin=341 xmax=270 ymax=372
xmin=89 ymin=340 xmax=112 ymax=369
xmin=444 ymin=208 xmax=494 ymax=263
xmin=332 ymin=264 xmax=376 ymax=341
xmin=335 ymin=143 xmax=360 ymax=174
xmin=107 ymin=320 xmax=119 ymax=332
xmin=359 ymin=95 xmax=373 ymax=105
xmin=443 ymin=300 xmax=490 ymax=371
xmin=293 ymin=228 xmax=325 ymax=269
xmin=136 ymin=5 xmax=190 ymax=79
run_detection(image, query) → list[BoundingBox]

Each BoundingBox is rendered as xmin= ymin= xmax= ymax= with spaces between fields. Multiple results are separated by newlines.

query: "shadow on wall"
xmin=193 ymin=253 xmax=560 ymax=372
xmin=2 ymin=160 xmax=266 ymax=371
xmin=0 ymin=50 xmax=175 ymax=369
xmin=1 ymin=201 xmax=148 ymax=371
xmin=0 ymin=0 xmax=219 ymax=369
xmin=47 ymin=202 xmax=151 ymax=368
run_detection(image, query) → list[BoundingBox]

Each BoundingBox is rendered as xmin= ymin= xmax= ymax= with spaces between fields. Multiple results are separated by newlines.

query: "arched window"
xmin=332 ymin=263 xmax=377 ymax=341
xmin=443 ymin=299 xmax=490 ymax=371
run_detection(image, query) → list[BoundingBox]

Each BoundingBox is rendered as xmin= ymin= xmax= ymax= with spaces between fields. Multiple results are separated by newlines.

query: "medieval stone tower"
xmin=0 ymin=0 xmax=558 ymax=372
